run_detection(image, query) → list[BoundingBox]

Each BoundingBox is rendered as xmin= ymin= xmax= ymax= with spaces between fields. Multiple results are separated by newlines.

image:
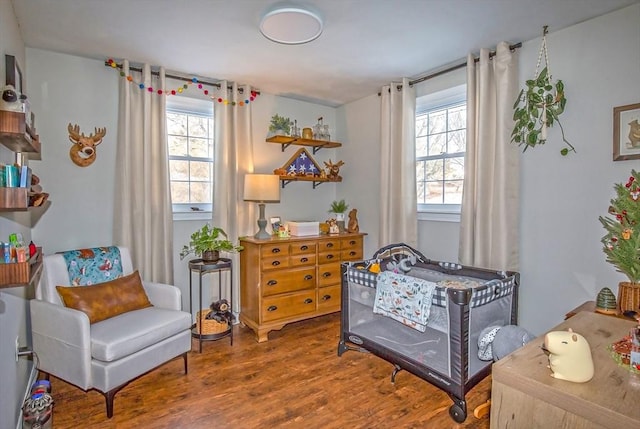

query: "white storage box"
xmin=287 ymin=221 xmax=319 ymax=236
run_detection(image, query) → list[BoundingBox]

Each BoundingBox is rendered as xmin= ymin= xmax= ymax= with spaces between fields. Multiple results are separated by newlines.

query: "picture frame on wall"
xmin=613 ymin=103 xmax=640 ymax=161
xmin=270 ymin=216 xmax=282 ymax=234
xmin=5 ymin=54 xmax=22 ymax=95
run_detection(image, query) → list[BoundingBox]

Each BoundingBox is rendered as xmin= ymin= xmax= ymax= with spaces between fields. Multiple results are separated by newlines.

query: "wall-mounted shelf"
xmin=278 ymin=175 xmax=342 ymax=189
xmin=266 ymin=135 xmax=342 ymax=154
xmin=0 ymin=110 xmax=40 ymax=154
xmin=0 ymin=247 xmax=43 ymax=288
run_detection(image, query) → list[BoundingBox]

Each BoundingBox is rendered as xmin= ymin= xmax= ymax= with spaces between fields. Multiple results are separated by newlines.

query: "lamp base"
xmin=254 ymin=203 xmax=271 ymax=239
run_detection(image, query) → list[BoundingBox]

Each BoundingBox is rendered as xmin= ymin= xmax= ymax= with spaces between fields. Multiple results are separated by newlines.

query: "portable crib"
xmin=337 ymin=244 xmax=519 ymax=423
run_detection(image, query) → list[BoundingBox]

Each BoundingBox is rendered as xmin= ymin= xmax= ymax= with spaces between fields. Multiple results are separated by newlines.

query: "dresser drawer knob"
xmin=322 ymin=272 xmax=331 ymax=278
xmin=326 ymin=254 xmax=334 ymax=260
xmin=267 ymin=305 xmax=278 ymax=312
xmin=349 ymin=251 xmax=356 ymax=256
xmin=349 ymin=240 xmax=356 ymax=245
xmin=267 ymin=280 xmax=278 ymax=286
xmin=271 ymin=248 xmax=281 ymax=253
xmin=322 ymin=294 xmax=331 ymax=301
xmin=304 ymin=274 xmax=313 ymax=281
xmin=272 ymin=260 xmax=281 ymax=266
xmin=300 ymin=245 xmax=308 ymax=251
xmin=304 ymin=298 xmax=313 ymax=304
xmin=300 ymin=257 xmax=308 ymax=263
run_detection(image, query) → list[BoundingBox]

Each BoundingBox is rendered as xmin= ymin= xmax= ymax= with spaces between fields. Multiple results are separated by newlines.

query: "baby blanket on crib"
xmin=373 ymin=271 xmax=437 ymax=332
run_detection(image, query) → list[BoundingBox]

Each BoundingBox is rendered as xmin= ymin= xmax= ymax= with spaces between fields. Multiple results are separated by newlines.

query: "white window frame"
xmin=166 ymin=96 xmax=214 ymax=220
xmin=416 ymin=84 xmax=466 ymax=222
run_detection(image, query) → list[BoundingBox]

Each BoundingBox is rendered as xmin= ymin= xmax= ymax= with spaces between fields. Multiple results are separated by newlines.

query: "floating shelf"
xmin=266 ymin=135 xmax=342 ymax=154
xmin=0 ymin=247 xmax=43 ymax=288
xmin=0 ymin=111 xmax=40 ymax=154
xmin=278 ymin=175 xmax=342 ymax=189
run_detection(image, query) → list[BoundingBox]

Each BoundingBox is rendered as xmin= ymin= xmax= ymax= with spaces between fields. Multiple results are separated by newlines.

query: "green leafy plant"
xmin=599 ymin=170 xmax=640 ymax=283
xmin=269 ymin=114 xmax=291 ymax=135
xmin=512 ymin=67 xmax=574 ymax=156
xmin=180 ymin=224 xmax=243 ymax=260
xmin=329 ymin=199 xmax=349 ymax=214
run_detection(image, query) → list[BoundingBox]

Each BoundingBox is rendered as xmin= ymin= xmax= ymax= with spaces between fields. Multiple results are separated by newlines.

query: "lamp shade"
xmin=243 ymin=174 xmax=281 ymax=203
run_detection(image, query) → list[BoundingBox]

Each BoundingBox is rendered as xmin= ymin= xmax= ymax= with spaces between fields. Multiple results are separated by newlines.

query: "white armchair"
xmin=30 ymin=247 xmax=192 ymax=418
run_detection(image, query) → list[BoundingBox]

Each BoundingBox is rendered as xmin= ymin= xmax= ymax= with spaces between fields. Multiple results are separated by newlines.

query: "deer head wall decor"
xmin=67 ymin=123 xmax=106 ymax=167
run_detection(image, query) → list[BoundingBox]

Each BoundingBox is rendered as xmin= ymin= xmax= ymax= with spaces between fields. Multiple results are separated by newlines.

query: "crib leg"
xmin=391 ymin=364 xmax=402 ymax=383
xmin=337 ymin=340 xmax=370 ymax=356
xmin=447 ymin=394 xmax=467 ymax=423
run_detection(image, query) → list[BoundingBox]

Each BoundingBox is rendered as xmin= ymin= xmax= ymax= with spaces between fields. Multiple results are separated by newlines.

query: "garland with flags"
xmin=106 ymin=59 xmax=258 ymax=106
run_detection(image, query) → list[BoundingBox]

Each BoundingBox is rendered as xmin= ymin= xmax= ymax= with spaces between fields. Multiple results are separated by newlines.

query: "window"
xmin=166 ymin=97 xmax=214 ymax=214
xmin=415 ymin=85 xmax=466 ymax=219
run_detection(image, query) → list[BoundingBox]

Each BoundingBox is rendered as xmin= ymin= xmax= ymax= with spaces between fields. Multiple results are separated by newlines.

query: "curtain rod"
xmin=379 ymin=42 xmax=522 ymax=95
xmin=103 ymin=61 xmax=260 ymax=94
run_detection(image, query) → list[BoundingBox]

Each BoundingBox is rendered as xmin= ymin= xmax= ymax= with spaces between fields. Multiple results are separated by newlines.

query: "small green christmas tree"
xmin=599 ymin=170 xmax=640 ymax=283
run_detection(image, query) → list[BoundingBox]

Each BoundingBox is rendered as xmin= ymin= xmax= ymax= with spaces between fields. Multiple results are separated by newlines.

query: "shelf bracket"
xmin=280 ymin=143 xmax=292 ymax=152
xmin=312 ymin=181 xmax=323 ymax=189
xmin=312 ymin=144 xmax=328 ymax=154
xmin=281 ymin=179 xmax=293 ymax=188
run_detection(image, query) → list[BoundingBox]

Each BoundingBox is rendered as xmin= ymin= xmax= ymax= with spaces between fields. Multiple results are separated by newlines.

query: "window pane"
xmin=416 ymin=136 xmax=428 ymax=158
xmin=416 ymin=160 xmax=425 ymax=181
xmin=189 ymin=137 xmax=210 ymax=158
xmin=425 ymin=182 xmax=443 ymax=204
xmin=444 ymin=157 xmax=465 ymax=180
xmin=416 ymin=115 xmax=428 ymax=137
xmin=416 ymin=180 xmax=425 ymax=204
xmin=447 ymin=130 xmax=466 ymax=154
xmin=190 ymin=161 xmax=211 ymax=181
xmin=171 ymin=181 xmax=189 ymax=203
xmin=443 ymin=180 xmax=463 ymax=204
xmin=167 ymin=113 xmax=187 ymax=135
xmin=170 ymin=160 xmax=189 ymax=180
xmin=190 ymin=181 xmax=212 ymax=204
xmin=188 ymin=115 xmax=209 ymax=138
xmin=448 ymin=105 xmax=466 ymax=130
xmin=168 ymin=135 xmax=188 ymax=157
xmin=429 ymin=133 xmax=446 ymax=156
xmin=425 ymin=159 xmax=443 ymax=181
xmin=428 ymin=110 xmax=446 ymax=134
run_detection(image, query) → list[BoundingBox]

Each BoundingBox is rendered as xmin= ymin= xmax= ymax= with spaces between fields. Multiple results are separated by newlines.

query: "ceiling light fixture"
xmin=259 ymin=5 xmax=323 ymax=45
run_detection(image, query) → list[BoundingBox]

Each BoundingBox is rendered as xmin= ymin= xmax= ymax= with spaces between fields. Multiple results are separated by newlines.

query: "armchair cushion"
xmin=56 ymin=271 xmax=152 ymax=324
xmin=90 ymin=307 xmax=191 ymax=362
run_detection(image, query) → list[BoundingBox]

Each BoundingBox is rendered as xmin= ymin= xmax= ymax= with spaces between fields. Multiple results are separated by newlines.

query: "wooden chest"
xmin=239 ymin=233 xmax=365 ymax=342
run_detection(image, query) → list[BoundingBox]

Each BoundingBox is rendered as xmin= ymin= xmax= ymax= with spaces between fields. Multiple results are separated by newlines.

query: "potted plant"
xmin=329 ymin=199 xmax=349 ymax=232
xmin=268 ymin=114 xmax=291 ymax=136
xmin=599 ymin=170 xmax=640 ymax=313
xmin=180 ymin=223 xmax=243 ymax=262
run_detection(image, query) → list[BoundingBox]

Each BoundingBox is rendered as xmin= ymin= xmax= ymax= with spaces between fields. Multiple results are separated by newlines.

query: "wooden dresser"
xmin=239 ymin=232 xmax=365 ymax=342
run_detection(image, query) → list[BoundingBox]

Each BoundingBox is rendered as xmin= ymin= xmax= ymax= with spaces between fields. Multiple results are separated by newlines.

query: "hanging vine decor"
xmin=512 ymin=26 xmax=574 ymax=156
xmin=106 ymin=59 xmax=259 ymax=106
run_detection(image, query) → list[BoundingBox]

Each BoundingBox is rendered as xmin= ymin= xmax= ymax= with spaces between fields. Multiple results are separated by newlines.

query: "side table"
xmin=189 ymin=257 xmax=233 ymax=352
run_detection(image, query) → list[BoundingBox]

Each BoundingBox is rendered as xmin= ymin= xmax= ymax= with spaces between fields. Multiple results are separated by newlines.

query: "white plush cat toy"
xmin=544 ymin=328 xmax=594 ymax=383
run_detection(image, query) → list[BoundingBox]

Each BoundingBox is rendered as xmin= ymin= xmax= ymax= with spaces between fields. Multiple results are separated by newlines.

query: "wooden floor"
xmin=49 ymin=313 xmax=491 ymax=428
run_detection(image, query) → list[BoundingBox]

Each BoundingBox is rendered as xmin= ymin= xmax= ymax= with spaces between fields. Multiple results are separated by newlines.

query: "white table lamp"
xmin=244 ymin=174 xmax=281 ymax=239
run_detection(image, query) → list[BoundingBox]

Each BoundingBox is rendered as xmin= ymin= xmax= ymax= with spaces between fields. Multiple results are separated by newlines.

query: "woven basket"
xmin=617 ymin=282 xmax=640 ymax=313
xmin=196 ymin=309 xmax=230 ymax=335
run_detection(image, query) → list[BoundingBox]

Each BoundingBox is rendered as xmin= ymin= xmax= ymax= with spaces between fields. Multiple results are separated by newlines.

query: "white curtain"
xmin=379 ymin=78 xmax=417 ymax=247
xmin=212 ymin=81 xmax=255 ymax=313
xmin=114 ymin=61 xmax=174 ymax=283
xmin=459 ymin=42 xmax=519 ymax=271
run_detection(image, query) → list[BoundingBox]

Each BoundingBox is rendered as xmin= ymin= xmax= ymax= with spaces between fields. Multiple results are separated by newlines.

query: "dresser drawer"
xmin=261 ymin=290 xmax=316 ymax=322
xmin=261 ymin=255 xmax=289 ymax=271
xmin=341 ymin=248 xmax=363 ymax=261
xmin=290 ymin=241 xmax=317 ymax=255
xmin=341 ymin=236 xmax=363 ymax=250
xmin=318 ymin=251 xmax=340 ymax=264
xmin=262 ymin=267 xmax=316 ymax=296
xmin=318 ymin=239 xmax=340 ymax=252
xmin=289 ymin=252 xmax=316 ymax=267
xmin=260 ymin=243 xmax=289 ymax=258
xmin=318 ymin=262 xmax=341 ymax=287
xmin=318 ymin=284 xmax=341 ymax=312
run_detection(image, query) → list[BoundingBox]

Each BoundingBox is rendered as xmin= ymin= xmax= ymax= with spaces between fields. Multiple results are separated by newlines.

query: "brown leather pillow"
xmin=56 ymin=270 xmax=152 ymax=324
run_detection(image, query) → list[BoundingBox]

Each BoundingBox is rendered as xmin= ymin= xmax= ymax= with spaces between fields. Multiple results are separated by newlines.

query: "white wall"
xmin=340 ymin=4 xmax=640 ymax=335
xmin=0 ymin=1 xmax=33 ymax=427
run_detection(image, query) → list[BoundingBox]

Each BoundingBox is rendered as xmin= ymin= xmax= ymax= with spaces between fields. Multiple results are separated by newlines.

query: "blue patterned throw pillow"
xmin=60 ymin=246 xmax=124 ymax=286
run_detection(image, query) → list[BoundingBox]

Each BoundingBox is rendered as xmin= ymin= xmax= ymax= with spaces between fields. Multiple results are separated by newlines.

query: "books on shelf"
xmin=0 ymin=164 xmax=31 ymax=188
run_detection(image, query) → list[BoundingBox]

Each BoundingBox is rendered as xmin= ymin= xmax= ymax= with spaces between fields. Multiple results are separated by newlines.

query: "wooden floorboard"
xmin=48 ymin=313 xmax=491 ymax=428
